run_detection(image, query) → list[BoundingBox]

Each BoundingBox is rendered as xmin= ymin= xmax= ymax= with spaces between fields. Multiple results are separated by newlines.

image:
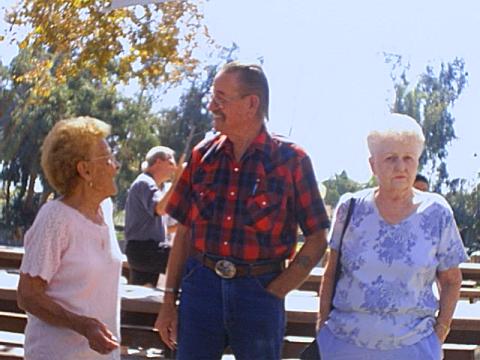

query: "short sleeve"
xmin=436 ymin=204 xmax=469 ymax=271
xmin=132 ymin=180 xmax=162 ymax=218
xmin=328 ymin=193 xmax=354 ymax=251
xmin=293 ymin=155 xmax=330 ymax=235
xmin=19 ymin=202 xmax=69 ymax=283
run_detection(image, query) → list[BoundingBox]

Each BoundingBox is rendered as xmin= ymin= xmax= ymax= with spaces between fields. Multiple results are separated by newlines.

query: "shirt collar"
xmin=216 ymin=126 xmax=274 ymax=158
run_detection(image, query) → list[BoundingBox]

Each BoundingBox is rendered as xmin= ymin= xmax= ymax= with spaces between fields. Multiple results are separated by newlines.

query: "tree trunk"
xmin=24 ymin=172 xmax=37 ymax=212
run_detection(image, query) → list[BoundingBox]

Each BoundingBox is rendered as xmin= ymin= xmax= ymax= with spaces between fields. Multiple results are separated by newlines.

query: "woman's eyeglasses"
xmin=88 ymin=152 xmax=119 ymax=166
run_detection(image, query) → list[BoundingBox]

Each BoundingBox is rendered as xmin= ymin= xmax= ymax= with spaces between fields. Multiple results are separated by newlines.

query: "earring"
xmin=88 ymin=181 xmax=93 ymax=188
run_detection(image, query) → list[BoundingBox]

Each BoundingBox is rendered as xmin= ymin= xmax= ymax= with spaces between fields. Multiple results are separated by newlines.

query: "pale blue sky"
xmin=1 ymin=0 xmax=479 ymax=184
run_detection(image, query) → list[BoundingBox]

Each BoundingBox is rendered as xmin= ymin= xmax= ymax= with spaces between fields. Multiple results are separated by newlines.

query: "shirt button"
xmin=230 ymin=191 xmax=235 ymax=196
xmin=261 ymin=201 xmax=267 ymax=206
xmin=200 ymin=192 xmax=204 ymax=196
xmin=227 ymin=216 xmax=232 ymax=221
xmin=234 ymin=167 xmax=239 ymax=172
xmin=223 ymin=241 xmax=228 ymax=245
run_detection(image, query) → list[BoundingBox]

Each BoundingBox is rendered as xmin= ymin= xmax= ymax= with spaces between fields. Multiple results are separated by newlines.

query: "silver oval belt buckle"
xmin=214 ymin=259 xmax=236 ymax=279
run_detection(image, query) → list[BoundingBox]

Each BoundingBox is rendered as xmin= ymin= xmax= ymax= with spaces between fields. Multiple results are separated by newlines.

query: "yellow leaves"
xmin=33 ymin=25 xmax=43 ymax=34
xmin=19 ymin=38 xmax=29 ymax=49
xmin=5 ymin=0 xmax=211 ymax=94
xmin=11 ymin=57 xmax=56 ymax=100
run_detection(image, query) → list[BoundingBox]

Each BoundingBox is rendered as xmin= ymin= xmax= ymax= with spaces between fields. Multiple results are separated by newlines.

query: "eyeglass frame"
xmin=87 ymin=152 xmax=119 ymax=166
xmin=207 ymin=90 xmax=252 ymax=109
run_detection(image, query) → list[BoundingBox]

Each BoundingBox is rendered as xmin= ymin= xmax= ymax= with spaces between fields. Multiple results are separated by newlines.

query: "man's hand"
xmin=81 ymin=317 xmax=119 ymax=354
xmin=171 ymin=154 xmax=187 ymax=184
xmin=265 ymin=280 xmax=287 ymax=299
xmin=155 ymin=302 xmax=178 ymax=350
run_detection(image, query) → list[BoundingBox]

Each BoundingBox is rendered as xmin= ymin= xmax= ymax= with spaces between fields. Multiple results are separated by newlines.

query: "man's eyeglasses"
xmin=208 ymin=91 xmax=250 ymax=108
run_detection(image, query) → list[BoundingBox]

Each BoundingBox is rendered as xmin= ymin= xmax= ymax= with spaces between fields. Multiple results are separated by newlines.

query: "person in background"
xmin=414 ymin=173 xmax=430 ymax=191
xmin=17 ymin=117 xmax=122 ymax=359
xmin=317 ymin=113 xmax=468 ymax=360
xmin=163 ymin=212 xmax=178 ymax=245
xmin=155 ymin=62 xmax=330 ymax=359
xmin=124 ymin=146 xmax=179 ymax=286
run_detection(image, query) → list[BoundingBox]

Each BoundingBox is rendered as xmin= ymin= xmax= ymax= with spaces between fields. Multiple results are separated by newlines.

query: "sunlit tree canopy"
xmin=4 ymin=0 xmax=210 ymax=96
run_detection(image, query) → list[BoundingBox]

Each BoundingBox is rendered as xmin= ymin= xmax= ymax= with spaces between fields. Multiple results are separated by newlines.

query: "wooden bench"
xmin=443 ymin=343 xmax=480 ymax=360
xmin=0 ymin=247 xmax=22 ymax=270
xmin=0 ymin=313 xmax=25 ymax=360
xmin=460 ymin=288 xmax=480 ymax=304
xmin=2 ymin=267 xmax=480 ymax=358
xmin=0 ymin=246 xmax=131 ymax=280
xmin=0 ymin=272 xmax=172 ymax=359
xmin=0 ymin=346 xmax=23 ymax=360
xmin=3 ymin=245 xmax=480 ymax=289
xmin=0 ymin=312 xmax=172 ymax=359
xmin=462 ymin=280 xmax=478 ymax=288
xmin=283 ymin=335 xmax=480 ymax=360
xmin=0 ymin=331 xmax=24 ymax=360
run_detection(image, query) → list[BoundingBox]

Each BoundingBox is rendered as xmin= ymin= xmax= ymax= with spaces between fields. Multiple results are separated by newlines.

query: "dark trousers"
xmin=125 ymin=240 xmax=170 ymax=286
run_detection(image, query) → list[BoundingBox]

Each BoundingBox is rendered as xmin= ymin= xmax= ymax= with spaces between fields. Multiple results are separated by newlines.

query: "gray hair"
xmin=141 ymin=146 xmax=175 ymax=172
xmin=367 ymin=113 xmax=425 ymax=157
xmin=221 ymin=61 xmax=269 ymax=121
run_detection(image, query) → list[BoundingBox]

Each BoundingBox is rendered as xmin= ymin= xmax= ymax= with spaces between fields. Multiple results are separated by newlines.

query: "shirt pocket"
xmin=243 ymin=178 xmax=285 ymax=232
xmin=191 ymin=170 xmax=217 ymax=221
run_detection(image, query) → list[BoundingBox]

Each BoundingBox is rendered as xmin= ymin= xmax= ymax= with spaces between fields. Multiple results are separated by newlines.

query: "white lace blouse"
xmin=20 ymin=199 xmax=123 ymax=360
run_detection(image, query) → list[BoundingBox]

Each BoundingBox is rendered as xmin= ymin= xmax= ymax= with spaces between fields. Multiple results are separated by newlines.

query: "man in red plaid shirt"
xmin=156 ymin=62 xmax=330 ymax=359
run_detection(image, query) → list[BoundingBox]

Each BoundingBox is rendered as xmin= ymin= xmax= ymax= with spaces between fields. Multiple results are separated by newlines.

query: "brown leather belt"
xmin=195 ymin=252 xmax=285 ymax=279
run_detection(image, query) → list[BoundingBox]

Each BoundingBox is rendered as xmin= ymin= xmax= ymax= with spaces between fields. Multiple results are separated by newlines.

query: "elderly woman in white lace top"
xmin=316 ymin=113 xmax=468 ymax=359
xmin=17 ymin=117 xmax=122 ymax=359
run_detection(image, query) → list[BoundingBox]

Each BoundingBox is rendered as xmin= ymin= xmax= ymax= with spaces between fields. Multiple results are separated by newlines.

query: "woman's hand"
xmin=316 ymin=317 xmax=326 ymax=332
xmin=81 ymin=317 xmax=119 ymax=354
xmin=433 ymin=322 xmax=450 ymax=344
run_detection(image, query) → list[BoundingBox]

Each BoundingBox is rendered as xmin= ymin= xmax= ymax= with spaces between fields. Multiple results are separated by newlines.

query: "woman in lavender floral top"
xmin=316 ymin=113 xmax=468 ymax=359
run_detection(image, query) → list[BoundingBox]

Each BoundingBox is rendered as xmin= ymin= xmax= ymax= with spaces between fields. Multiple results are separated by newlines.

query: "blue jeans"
xmin=177 ymin=257 xmax=286 ymax=360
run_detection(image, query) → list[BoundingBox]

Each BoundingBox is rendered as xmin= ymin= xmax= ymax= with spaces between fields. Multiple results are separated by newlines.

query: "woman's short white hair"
xmin=367 ymin=113 xmax=425 ymax=157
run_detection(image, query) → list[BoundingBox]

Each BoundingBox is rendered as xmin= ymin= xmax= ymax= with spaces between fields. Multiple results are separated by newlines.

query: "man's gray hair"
xmin=141 ymin=146 xmax=175 ymax=172
xmin=221 ymin=61 xmax=269 ymax=121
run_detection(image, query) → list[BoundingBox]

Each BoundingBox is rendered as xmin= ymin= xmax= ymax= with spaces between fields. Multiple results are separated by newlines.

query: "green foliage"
xmin=322 ymin=171 xmax=364 ymax=208
xmin=385 ymin=54 xmax=478 ymax=251
xmin=158 ymin=66 xmax=215 ymax=152
xmin=111 ymin=95 xmax=165 ymax=207
xmin=385 ymin=54 xmax=468 ymax=192
xmin=0 ymin=43 xmax=239 ymax=241
xmin=446 ymin=178 xmax=480 ymax=253
xmin=0 ymin=48 xmax=129 ymax=236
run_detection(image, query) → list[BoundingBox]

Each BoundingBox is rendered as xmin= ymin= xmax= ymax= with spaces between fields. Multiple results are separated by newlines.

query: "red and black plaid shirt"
xmin=166 ymin=127 xmax=330 ymax=261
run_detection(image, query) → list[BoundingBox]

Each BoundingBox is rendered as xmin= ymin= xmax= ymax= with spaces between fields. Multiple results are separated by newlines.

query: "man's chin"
xmin=212 ymin=118 xmax=225 ymax=132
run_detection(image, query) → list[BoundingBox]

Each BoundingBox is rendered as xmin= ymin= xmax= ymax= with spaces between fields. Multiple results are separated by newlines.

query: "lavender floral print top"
xmin=326 ymin=188 xmax=468 ymax=350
